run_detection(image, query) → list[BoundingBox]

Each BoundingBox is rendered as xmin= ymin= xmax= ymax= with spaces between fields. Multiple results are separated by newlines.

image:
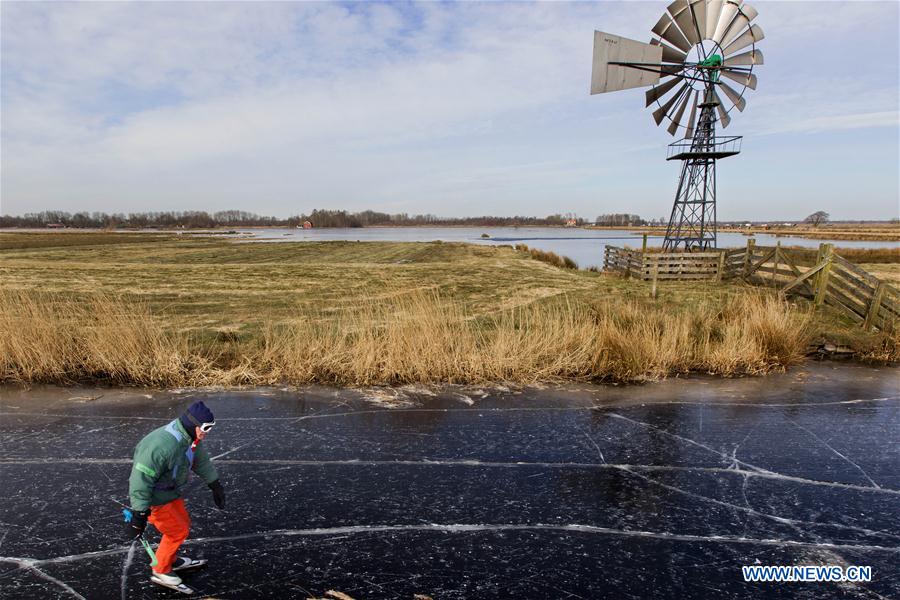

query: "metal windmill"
xmin=590 ymin=0 xmax=763 ymax=251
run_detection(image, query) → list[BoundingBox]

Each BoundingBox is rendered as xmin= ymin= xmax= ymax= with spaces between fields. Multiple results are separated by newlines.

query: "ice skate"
xmin=172 ymin=556 xmax=207 ymax=571
xmin=150 ymin=571 xmax=196 ymax=595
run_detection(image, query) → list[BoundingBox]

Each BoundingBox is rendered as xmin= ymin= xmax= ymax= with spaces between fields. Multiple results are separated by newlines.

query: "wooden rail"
xmin=603 ymin=247 xmax=724 ymax=281
xmin=603 ymin=240 xmax=899 ymax=332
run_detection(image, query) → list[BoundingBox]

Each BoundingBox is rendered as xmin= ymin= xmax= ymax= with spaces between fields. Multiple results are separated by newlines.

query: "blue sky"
xmin=1 ymin=1 xmax=897 ymax=221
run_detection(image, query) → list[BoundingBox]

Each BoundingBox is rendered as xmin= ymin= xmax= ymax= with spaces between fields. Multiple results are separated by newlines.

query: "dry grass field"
xmin=860 ymin=263 xmax=900 ymax=286
xmin=0 ymin=232 xmax=599 ymax=335
xmin=0 ymin=232 xmax=895 ymax=386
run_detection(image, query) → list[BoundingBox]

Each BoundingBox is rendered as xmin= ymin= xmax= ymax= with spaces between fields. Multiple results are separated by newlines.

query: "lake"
xmin=240 ymin=227 xmax=899 ymax=269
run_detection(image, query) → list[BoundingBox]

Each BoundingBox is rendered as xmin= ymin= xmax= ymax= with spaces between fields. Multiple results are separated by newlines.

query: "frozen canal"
xmin=0 ymin=363 xmax=898 ymax=599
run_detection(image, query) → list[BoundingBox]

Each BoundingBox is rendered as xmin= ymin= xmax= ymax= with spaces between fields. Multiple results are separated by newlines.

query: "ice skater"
xmin=122 ymin=400 xmax=225 ymax=594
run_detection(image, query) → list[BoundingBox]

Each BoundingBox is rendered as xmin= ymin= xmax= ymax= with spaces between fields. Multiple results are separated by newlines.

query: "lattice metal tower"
xmin=589 ymin=0 xmax=763 ymax=251
xmin=662 ymin=87 xmax=736 ymax=250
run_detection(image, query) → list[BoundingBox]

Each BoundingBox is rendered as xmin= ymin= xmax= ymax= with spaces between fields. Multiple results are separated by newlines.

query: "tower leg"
xmin=663 ymin=102 xmax=719 ymax=252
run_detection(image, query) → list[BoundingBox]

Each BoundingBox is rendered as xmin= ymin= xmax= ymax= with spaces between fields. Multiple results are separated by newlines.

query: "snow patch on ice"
xmin=358 ymin=388 xmax=418 ymax=408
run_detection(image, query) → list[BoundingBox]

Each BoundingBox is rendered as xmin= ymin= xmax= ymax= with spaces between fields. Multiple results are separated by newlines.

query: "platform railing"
xmin=666 ymin=136 xmax=742 ymax=160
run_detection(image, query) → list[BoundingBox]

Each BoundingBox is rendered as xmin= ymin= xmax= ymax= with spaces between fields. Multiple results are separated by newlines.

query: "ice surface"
xmin=0 ymin=363 xmax=897 ymax=598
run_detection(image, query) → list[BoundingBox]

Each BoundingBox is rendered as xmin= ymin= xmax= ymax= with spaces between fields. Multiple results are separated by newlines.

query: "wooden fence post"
xmin=639 ymin=252 xmax=650 ymax=280
xmin=743 ymin=239 xmax=755 ymax=278
xmin=814 ymin=243 xmax=834 ymax=307
xmin=812 ymin=243 xmax=825 ymax=291
xmin=864 ymin=281 xmax=886 ymax=331
xmin=716 ymin=251 xmax=726 ymax=282
xmin=650 ymin=263 xmax=659 ymax=298
xmin=771 ymin=241 xmax=780 ymax=286
xmin=642 ymin=233 xmax=648 ymax=253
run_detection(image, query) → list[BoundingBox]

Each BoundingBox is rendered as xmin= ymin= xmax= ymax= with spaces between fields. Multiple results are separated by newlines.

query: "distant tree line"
xmin=0 ymin=210 xmax=588 ymax=229
xmin=279 ymin=209 xmax=583 ymax=228
xmin=594 ymin=213 xmax=646 ymax=226
xmin=0 ymin=210 xmax=282 ymax=229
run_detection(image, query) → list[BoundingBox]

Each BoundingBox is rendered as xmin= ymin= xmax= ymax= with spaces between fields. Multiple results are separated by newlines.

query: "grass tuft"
xmin=527 ymin=247 xmax=578 ymax=270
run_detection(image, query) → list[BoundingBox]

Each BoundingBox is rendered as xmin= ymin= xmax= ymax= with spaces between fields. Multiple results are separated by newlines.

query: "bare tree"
xmin=804 ymin=211 xmax=829 ymax=227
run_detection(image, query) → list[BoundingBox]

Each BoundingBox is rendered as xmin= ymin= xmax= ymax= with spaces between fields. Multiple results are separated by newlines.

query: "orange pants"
xmin=148 ymin=498 xmax=190 ymax=574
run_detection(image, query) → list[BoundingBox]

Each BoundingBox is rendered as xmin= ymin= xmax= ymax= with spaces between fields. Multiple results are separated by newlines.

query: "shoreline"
xmin=2 ymin=224 xmax=898 ymax=242
xmin=0 ymin=355 xmax=900 ymax=396
xmin=0 ymin=355 xmax=892 ymax=391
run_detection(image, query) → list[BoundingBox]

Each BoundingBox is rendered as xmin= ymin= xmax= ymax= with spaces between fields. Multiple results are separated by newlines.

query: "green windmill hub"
xmin=699 ymin=54 xmax=723 ymax=83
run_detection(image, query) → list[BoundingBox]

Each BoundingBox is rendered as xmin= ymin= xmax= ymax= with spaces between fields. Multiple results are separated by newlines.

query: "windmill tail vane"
xmin=590 ymin=0 xmax=763 ymax=251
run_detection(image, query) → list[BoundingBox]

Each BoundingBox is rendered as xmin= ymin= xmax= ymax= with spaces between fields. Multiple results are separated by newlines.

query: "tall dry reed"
xmin=0 ymin=291 xmax=202 ymax=386
xmin=253 ymin=290 xmax=811 ymax=385
xmin=1 ymin=289 xmax=813 ymax=387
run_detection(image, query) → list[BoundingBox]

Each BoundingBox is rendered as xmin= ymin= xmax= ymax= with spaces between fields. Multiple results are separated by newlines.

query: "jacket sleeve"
xmin=129 ymin=444 xmax=166 ymax=512
xmin=192 ymin=443 xmax=219 ymax=485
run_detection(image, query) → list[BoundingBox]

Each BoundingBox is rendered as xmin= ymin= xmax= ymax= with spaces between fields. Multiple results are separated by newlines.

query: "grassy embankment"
xmin=0 ymin=232 xmax=895 ymax=387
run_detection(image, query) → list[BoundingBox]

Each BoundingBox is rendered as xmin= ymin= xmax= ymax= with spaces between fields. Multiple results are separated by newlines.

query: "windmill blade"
xmin=711 ymin=0 xmax=742 ymax=44
xmin=651 ymin=13 xmax=692 ymax=52
xmin=721 ymin=68 xmax=758 ymax=89
xmin=710 ymin=89 xmax=731 ymax=128
xmin=667 ymin=88 xmax=693 ymax=136
xmin=723 ymin=24 xmax=765 ymax=55
xmin=705 ymin=0 xmax=724 ymax=39
xmin=718 ymin=80 xmax=747 ymax=112
xmin=684 ymin=90 xmax=699 ymax=138
xmin=650 ymin=38 xmax=688 ymax=63
xmin=739 ymin=3 xmax=760 ymax=23
xmin=668 ymin=0 xmax=701 ymax=46
xmin=645 ymin=76 xmax=683 ymax=107
xmin=720 ymin=3 xmax=759 ymax=49
xmin=689 ymin=0 xmax=707 ymax=44
xmin=723 ymin=48 xmax=764 ymax=67
xmin=653 ymin=82 xmax=690 ymax=125
xmin=591 ymin=31 xmax=664 ymax=94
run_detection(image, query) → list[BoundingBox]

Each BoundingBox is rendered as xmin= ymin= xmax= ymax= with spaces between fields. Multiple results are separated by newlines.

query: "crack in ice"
xmin=729 ymin=422 xmax=761 ymax=470
xmin=0 ymin=558 xmax=86 ymax=599
xmin=617 ymin=467 xmax=900 ymax=541
xmin=608 ymin=413 xmax=782 ymax=477
xmin=210 ymin=441 xmax=254 ymax=461
xmin=120 ymin=541 xmax=135 ymax=600
xmin=785 ymin=417 xmax=882 ymax=489
xmin=581 ymin=431 xmax=605 ymax=464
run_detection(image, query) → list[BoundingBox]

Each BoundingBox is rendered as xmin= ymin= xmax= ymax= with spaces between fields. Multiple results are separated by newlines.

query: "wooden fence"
xmin=603 ymin=246 xmax=727 ymax=281
xmin=603 ymin=240 xmax=899 ymax=331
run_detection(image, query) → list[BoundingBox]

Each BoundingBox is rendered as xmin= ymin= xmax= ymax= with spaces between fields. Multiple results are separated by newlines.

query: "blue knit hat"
xmin=180 ymin=400 xmax=215 ymax=435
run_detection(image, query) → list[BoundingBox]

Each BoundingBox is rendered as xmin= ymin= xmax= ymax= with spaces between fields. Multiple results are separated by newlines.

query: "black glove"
xmin=209 ymin=480 xmax=225 ymax=509
xmin=122 ymin=508 xmax=148 ymax=541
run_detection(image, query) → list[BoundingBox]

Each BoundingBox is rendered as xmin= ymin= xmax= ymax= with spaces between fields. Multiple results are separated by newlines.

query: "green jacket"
xmin=128 ymin=418 xmax=219 ymax=511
